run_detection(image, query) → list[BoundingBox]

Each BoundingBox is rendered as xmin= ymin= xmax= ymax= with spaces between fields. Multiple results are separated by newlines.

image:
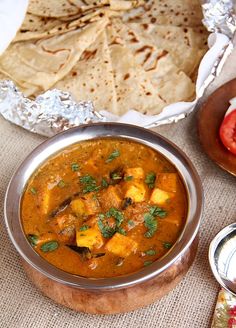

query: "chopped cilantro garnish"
xmin=80 ymin=175 xmax=100 ymax=194
xmin=144 ymin=213 xmax=158 ymax=238
xmin=79 ymin=225 xmax=90 ymax=231
xmin=149 ymin=206 xmax=167 ymax=218
xmin=40 ymin=241 xmax=58 ymax=252
xmin=105 ymin=150 xmax=120 ymax=163
xmin=124 ymin=175 xmax=133 ymax=181
xmin=71 ymin=163 xmax=80 ymax=171
xmin=145 ymin=249 xmax=156 ymax=256
xmin=106 ymin=207 xmax=124 ymax=227
xmin=144 ymin=260 xmax=153 ymax=267
xmin=30 ymin=187 xmax=37 ymax=195
xmin=145 ymin=172 xmax=156 ymax=189
xmin=98 ymin=207 xmax=125 ymax=238
xmin=57 ymin=180 xmax=66 ymax=188
xmin=163 ymin=242 xmax=173 ymax=249
xmin=27 ymin=234 xmax=38 ymax=247
xmin=117 ymin=227 xmax=127 ymax=236
xmin=97 ymin=218 xmax=116 ymax=238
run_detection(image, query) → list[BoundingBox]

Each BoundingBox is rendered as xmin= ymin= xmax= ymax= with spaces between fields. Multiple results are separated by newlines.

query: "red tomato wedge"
xmin=219 ymin=109 xmax=236 ymax=155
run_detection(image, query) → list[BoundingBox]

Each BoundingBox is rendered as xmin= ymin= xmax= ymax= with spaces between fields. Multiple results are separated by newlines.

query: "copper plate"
xmin=198 ymin=78 xmax=236 ymax=176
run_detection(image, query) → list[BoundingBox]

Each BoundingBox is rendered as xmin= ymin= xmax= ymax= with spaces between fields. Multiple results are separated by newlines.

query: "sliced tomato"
xmin=219 ymin=109 xmax=236 ymax=155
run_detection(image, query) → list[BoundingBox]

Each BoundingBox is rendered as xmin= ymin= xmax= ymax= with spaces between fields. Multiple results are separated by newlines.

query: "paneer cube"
xmin=125 ymin=167 xmax=144 ymax=180
xmin=150 ymin=188 xmax=172 ymax=205
xmin=105 ymin=233 xmax=138 ymax=257
xmin=71 ymin=195 xmax=100 ymax=217
xmin=76 ymin=228 xmax=103 ymax=250
xmin=100 ymin=185 xmax=122 ymax=210
xmin=157 ymin=173 xmax=177 ymax=192
xmin=125 ymin=182 xmax=146 ymax=202
xmin=83 ymin=194 xmax=101 ymax=215
xmin=70 ymin=199 xmax=87 ymax=217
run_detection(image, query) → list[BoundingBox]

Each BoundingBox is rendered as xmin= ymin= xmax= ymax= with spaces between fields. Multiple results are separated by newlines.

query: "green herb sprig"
xmin=98 ymin=208 xmax=126 ymax=238
xmin=105 ymin=150 xmax=120 ymax=163
xmin=145 ymin=172 xmax=156 ymax=189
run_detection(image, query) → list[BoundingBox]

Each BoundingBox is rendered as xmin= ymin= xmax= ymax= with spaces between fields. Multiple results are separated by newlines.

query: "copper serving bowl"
xmin=4 ymin=123 xmax=203 ymax=314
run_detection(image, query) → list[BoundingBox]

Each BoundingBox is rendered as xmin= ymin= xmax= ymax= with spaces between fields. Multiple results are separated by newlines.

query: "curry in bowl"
xmin=21 ymin=138 xmax=188 ymax=278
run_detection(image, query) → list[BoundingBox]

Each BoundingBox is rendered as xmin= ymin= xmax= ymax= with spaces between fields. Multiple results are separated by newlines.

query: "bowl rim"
xmin=4 ymin=122 xmax=203 ymax=291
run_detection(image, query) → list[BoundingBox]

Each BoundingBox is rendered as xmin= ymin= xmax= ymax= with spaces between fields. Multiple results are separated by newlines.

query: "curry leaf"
xmin=145 ymin=172 xmax=156 ymax=189
xmin=105 ymin=150 xmax=120 ymax=163
xmin=144 ymin=260 xmax=153 ymax=266
xmin=40 ymin=241 xmax=59 ymax=252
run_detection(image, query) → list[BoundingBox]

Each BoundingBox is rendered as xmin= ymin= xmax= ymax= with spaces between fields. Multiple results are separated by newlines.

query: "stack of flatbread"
xmin=0 ymin=0 xmax=208 ymax=115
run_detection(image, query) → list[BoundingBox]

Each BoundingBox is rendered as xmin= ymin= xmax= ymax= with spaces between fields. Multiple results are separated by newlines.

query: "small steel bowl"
xmin=4 ymin=123 xmax=203 ymax=314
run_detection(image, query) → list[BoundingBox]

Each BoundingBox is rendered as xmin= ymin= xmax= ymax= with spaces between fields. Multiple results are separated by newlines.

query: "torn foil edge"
xmin=0 ymin=80 xmax=106 ymax=137
xmin=0 ymin=0 xmax=235 ymax=135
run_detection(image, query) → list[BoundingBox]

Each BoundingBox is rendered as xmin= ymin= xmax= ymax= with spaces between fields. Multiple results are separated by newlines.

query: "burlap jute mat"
xmin=0 ymin=107 xmax=235 ymax=328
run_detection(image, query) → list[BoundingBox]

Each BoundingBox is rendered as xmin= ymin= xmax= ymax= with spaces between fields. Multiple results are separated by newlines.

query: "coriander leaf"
xmin=27 ymin=234 xmax=38 ymax=247
xmin=163 ymin=242 xmax=173 ymax=249
xmin=101 ymin=178 xmax=109 ymax=188
xmin=71 ymin=163 xmax=80 ymax=172
xmin=124 ymin=176 xmax=133 ymax=181
xmin=106 ymin=207 xmax=124 ymax=227
xmin=144 ymin=260 xmax=153 ymax=266
xmin=145 ymin=249 xmax=156 ymax=256
xmin=105 ymin=150 xmax=120 ymax=163
xmin=145 ymin=172 xmax=156 ymax=189
xmin=40 ymin=241 xmax=58 ymax=252
xmin=57 ymin=180 xmax=66 ymax=188
xmin=80 ymin=175 xmax=96 ymax=184
xmin=149 ymin=206 xmax=167 ymax=218
xmin=30 ymin=187 xmax=37 ymax=195
xmin=82 ymin=184 xmax=101 ymax=193
xmin=79 ymin=225 xmax=90 ymax=231
xmin=97 ymin=218 xmax=116 ymax=238
xmin=117 ymin=227 xmax=127 ymax=236
xmin=80 ymin=175 xmax=100 ymax=194
xmin=144 ymin=213 xmax=158 ymax=238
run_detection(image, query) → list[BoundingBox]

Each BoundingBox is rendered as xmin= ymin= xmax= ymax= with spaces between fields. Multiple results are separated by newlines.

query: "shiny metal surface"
xmin=209 ymin=223 xmax=236 ymax=296
xmin=4 ymin=123 xmax=203 ymax=291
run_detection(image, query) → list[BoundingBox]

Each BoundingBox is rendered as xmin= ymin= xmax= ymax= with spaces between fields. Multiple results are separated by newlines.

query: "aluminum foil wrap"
xmin=202 ymin=0 xmax=236 ymax=37
xmin=0 ymin=1 xmax=236 ymax=136
xmin=0 ymin=80 xmax=106 ymax=137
